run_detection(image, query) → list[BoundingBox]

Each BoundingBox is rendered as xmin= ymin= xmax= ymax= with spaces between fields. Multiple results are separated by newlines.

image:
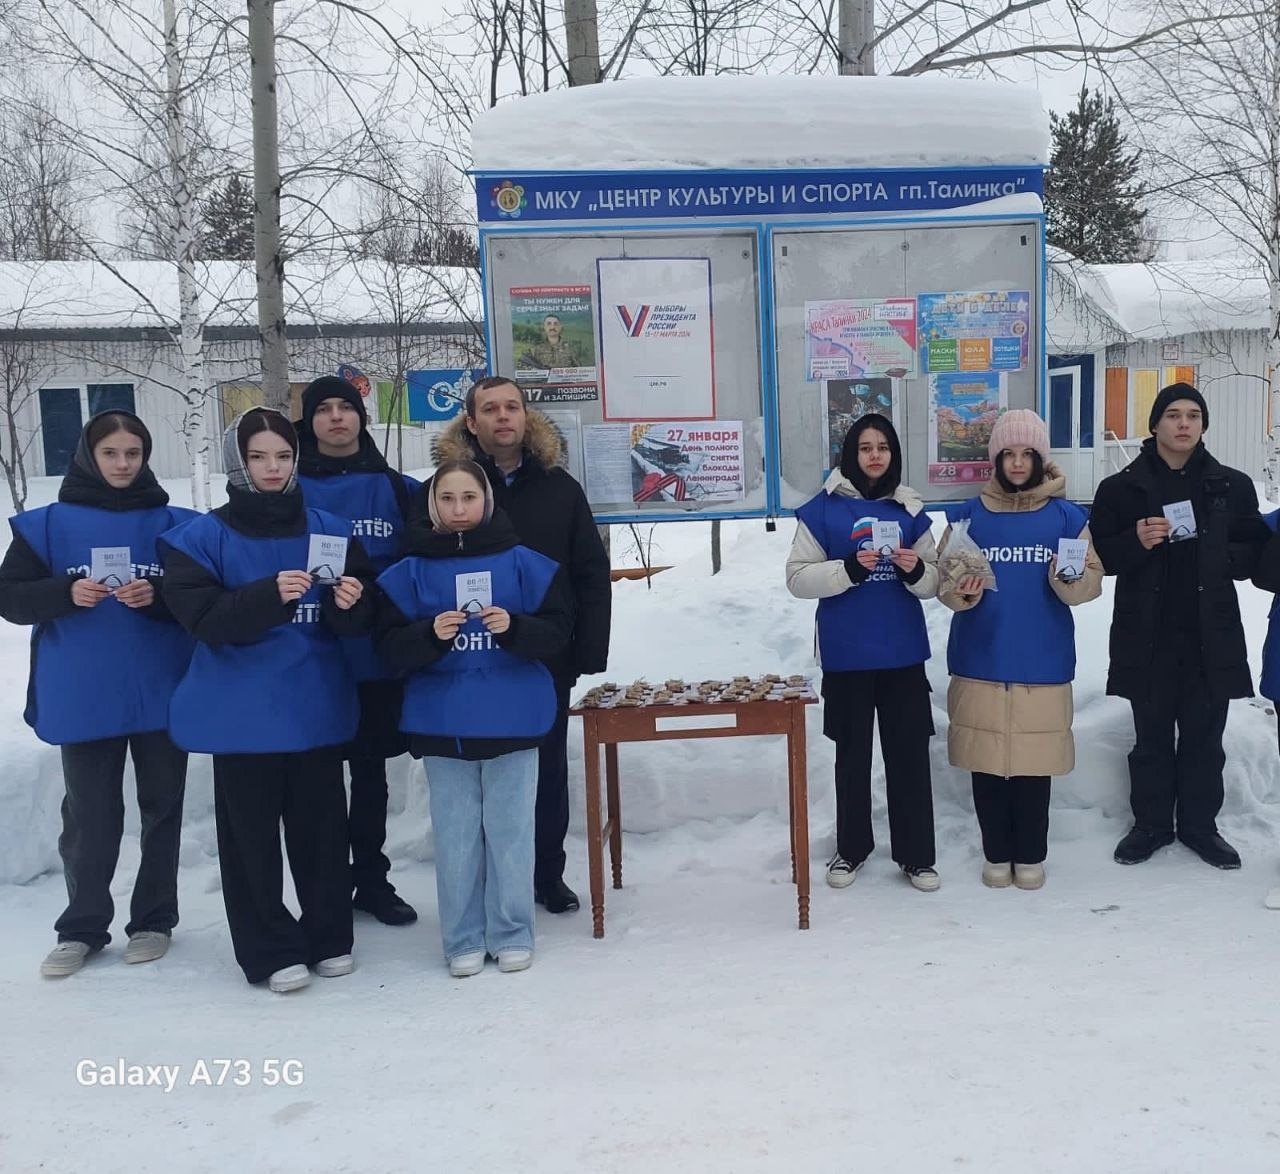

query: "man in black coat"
xmin=433 ymin=376 xmax=612 ymax=912
xmin=1090 ymin=382 xmax=1267 ymax=869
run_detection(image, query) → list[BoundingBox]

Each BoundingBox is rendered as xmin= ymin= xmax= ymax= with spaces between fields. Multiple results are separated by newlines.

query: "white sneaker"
xmin=901 ymin=865 xmax=940 ymax=892
xmin=982 ymin=860 xmax=1013 ymax=888
xmin=268 ymin=964 xmax=311 ymax=993
xmin=448 ymin=950 xmax=486 ymax=978
xmin=40 ymin=941 xmax=92 ymax=977
xmin=1265 ymin=887 xmax=1280 ymax=910
xmin=496 ymin=948 xmax=533 ymax=973
xmin=825 ymin=853 xmax=863 ymax=889
xmin=313 ymin=954 xmax=354 ymax=977
xmin=124 ymin=931 xmax=170 ymax=965
xmin=1013 ymin=862 xmax=1046 ymax=891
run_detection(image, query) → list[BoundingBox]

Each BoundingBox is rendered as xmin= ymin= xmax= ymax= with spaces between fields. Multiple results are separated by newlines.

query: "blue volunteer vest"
xmin=299 ymin=470 xmax=420 ymax=683
xmin=945 ymin=497 xmax=1086 ymax=686
xmin=793 ymin=491 xmax=932 ymax=671
xmin=377 ymin=544 xmax=559 ymax=742
xmin=10 ymin=503 xmax=198 ymax=745
xmin=1260 ymin=510 xmax=1280 ymax=701
xmin=160 ymin=508 xmax=359 ymax=754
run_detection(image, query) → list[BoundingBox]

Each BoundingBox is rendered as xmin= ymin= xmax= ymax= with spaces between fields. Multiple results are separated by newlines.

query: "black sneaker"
xmin=353 ymin=886 xmax=418 ymax=925
xmin=825 ymin=853 xmax=862 ymax=889
xmin=534 ymin=877 xmax=580 ymax=914
xmin=1114 ymin=826 xmax=1175 ymax=865
xmin=1178 ymin=830 xmax=1242 ymax=870
xmin=900 ymin=864 xmax=940 ymax=892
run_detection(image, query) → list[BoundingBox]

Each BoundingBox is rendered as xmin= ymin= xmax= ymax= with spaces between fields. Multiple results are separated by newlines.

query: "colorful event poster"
xmin=596 ymin=257 xmax=715 ymax=420
xmin=804 ymin=298 xmax=917 ymax=381
xmin=928 ymin=372 xmax=1005 ymax=486
xmin=510 ymin=285 xmax=597 ymax=385
xmin=917 ymin=290 xmax=1031 ymax=373
xmin=822 ymin=378 xmax=895 ymax=471
xmin=583 ymin=420 xmax=744 ymax=505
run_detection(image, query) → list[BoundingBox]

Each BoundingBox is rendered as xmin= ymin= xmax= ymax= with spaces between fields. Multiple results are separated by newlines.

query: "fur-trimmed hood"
xmin=431 ymin=408 xmax=567 ymax=470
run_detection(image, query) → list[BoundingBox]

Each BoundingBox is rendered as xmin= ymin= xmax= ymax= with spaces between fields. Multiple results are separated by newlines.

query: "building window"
xmin=38 ymin=383 xmax=136 ymax=476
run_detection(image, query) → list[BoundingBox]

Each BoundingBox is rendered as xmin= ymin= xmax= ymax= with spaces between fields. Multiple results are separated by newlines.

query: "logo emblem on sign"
xmin=614 ymin=304 xmax=651 ymax=336
xmin=491 ymin=181 xmax=526 ymax=218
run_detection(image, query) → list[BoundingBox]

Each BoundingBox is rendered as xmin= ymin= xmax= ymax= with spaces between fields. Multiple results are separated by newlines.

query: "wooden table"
xmin=570 ymin=692 xmax=816 ymax=938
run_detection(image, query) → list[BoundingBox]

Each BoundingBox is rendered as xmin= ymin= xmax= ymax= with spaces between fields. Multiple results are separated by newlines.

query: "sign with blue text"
xmin=478 ymin=167 xmax=1043 ymax=223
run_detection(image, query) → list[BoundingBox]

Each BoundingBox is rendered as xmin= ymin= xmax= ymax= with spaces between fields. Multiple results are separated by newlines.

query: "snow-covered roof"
xmin=0 ymin=261 xmax=482 ymax=332
xmin=1089 ymin=260 xmax=1268 ymax=340
xmin=472 ymin=76 xmax=1050 ymax=172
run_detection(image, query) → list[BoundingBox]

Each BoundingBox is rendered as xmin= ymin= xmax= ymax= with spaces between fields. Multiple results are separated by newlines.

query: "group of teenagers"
xmin=1 ymin=374 xmax=611 ymax=991
xmin=787 ymin=381 xmax=1280 ymax=901
xmin=9 ymin=373 xmax=1280 ymax=993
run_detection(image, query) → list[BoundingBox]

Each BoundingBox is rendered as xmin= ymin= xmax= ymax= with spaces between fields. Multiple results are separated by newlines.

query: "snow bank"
xmin=472 ymin=75 xmax=1050 ymax=172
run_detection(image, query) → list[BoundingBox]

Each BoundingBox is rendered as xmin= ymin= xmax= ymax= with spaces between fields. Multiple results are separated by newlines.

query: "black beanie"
xmin=1148 ymin=382 xmax=1208 ymax=434
xmin=302 ymin=376 xmax=368 ymax=429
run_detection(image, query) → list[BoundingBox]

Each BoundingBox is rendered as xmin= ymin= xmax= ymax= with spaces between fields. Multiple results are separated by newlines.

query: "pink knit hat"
xmin=987 ymin=408 xmax=1050 ymax=463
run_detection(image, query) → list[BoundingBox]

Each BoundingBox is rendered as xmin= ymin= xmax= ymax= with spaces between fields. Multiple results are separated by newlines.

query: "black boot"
xmin=1114 ymin=825 xmax=1175 ymax=865
xmin=1178 ymin=830 xmax=1242 ymax=870
xmin=353 ymin=885 xmax=418 ymax=926
xmin=534 ymin=877 xmax=580 ymax=914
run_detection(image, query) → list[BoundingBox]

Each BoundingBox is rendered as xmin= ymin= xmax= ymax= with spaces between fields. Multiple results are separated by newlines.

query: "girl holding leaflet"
xmin=937 ymin=410 xmax=1102 ymax=890
xmin=785 ymin=413 xmax=942 ymax=892
xmin=377 ymin=459 xmax=571 ymax=977
xmin=0 ymin=411 xmax=196 ymax=977
xmin=160 ymin=409 xmax=375 ymax=993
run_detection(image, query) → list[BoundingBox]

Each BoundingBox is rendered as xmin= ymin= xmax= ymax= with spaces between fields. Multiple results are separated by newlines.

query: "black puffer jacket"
xmin=1089 ymin=439 xmax=1266 ymax=700
xmin=432 ymin=411 xmax=611 ymax=686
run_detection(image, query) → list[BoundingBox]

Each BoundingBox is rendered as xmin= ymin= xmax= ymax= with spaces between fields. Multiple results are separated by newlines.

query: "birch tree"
xmin=1115 ymin=0 xmax=1280 ymax=498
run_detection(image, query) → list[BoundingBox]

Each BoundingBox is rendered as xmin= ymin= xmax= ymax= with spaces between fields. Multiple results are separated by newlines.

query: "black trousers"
xmin=347 ymin=680 xmax=408 ymax=895
xmin=823 ymin=664 xmax=936 ymax=868
xmin=971 ymin=773 xmax=1051 ymax=864
xmin=212 ymin=747 xmax=353 ymax=985
xmin=55 ymin=731 xmax=188 ymax=949
xmin=1127 ymin=672 xmax=1229 ymax=836
xmin=534 ymin=680 xmax=572 ymax=890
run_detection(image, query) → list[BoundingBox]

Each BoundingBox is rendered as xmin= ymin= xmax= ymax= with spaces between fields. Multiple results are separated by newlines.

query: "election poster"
xmin=928 ymin=372 xmax=1005 ymax=486
xmin=821 ymin=378 xmax=895 ymax=472
xmin=596 ymin=257 xmax=715 ymax=420
xmin=584 ymin=420 xmax=744 ymax=505
xmin=804 ymin=297 xmax=917 ymax=381
xmin=510 ymin=285 xmax=597 ymax=386
xmin=917 ymin=290 xmax=1031 ymax=374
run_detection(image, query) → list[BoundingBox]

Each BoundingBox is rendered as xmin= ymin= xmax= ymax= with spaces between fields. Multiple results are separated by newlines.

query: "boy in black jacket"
xmin=1090 ymin=383 xmax=1266 ymax=869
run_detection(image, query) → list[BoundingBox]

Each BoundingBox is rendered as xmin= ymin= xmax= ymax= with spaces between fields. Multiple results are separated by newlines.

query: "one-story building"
xmin=0 ymin=254 xmax=1271 ymax=501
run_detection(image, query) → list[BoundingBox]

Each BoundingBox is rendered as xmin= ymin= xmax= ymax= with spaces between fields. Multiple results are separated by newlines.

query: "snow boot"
xmin=982 ymin=860 xmax=1013 ymax=888
xmin=1013 ymin=862 xmax=1045 ymax=890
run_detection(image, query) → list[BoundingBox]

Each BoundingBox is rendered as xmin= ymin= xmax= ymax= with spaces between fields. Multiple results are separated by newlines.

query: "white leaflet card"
xmin=871 ymin=520 xmax=902 ymax=556
xmin=1056 ymin=537 xmax=1087 ymax=581
xmin=90 ymin=547 xmax=132 ymax=588
xmin=1162 ymin=500 xmax=1197 ymax=542
xmin=306 ymin=534 xmax=348 ymax=585
xmin=455 ymin=571 xmax=493 ymax=615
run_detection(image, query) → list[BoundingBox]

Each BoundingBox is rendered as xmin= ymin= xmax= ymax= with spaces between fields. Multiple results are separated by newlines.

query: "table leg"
xmin=605 ymin=742 xmax=622 ymax=889
xmin=788 ymin=702 xmax=811 ymax=931
xmin=582 ymin=717 xmax=606 ymax=939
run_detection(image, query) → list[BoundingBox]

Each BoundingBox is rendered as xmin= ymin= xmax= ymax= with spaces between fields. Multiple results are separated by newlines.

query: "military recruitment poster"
xmin=596 ymin=257 xmax=716 ymax=421
xmin=510 ymin=285 xmax=598 ymax=388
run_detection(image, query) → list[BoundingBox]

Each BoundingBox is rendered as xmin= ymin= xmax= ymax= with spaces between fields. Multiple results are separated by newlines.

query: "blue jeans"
xmin=425 ymin=750 xmax=537 ymax=961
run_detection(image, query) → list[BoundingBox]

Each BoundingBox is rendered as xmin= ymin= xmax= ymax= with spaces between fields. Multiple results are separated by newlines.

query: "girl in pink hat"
xmin=936 ymin=409 xmax=1103 ymax=890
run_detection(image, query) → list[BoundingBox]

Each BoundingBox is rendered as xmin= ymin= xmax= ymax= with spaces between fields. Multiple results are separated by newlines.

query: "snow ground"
xmin=3 ymin=482 xmax=1280 ymax=1172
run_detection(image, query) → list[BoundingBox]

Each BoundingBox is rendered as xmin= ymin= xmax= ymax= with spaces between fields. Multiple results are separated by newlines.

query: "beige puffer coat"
xmin=937 ymin=465 xmax=1103 ymax=778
